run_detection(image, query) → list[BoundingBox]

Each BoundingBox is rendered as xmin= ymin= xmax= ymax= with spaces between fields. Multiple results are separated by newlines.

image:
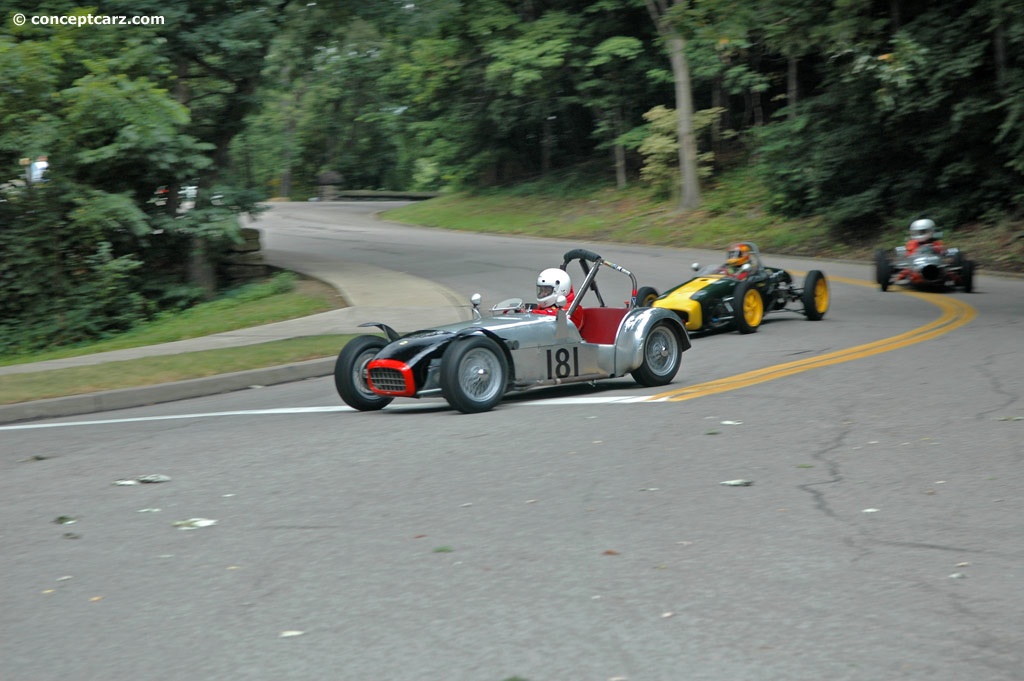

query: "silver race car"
xmin=875 ymin=242 xmax=975 ymax=292
xmin=334 ymin=248 xmax=691 ymax=413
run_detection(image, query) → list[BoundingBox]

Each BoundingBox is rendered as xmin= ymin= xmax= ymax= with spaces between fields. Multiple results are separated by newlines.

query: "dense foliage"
xmin=240 ymin=0 xmax=1024 ymax=227
xmin=1 ymin=0 xmax=284 ymax=352
xmin=3 ymin=0 xmax=1022 ymax=351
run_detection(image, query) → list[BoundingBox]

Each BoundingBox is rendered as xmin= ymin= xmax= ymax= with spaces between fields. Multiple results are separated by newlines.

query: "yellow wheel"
xmin=734 ymin=282 xmax=763 ymax=334
xmin=802 ymin=270 xmax=829 ymax=320
xmin=635 ymin=286 xmax=660 ymax=307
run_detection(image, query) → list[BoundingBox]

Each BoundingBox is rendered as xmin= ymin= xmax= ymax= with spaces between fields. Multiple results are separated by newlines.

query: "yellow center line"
xmin=650 ymin=276 xmax=977 ymax=403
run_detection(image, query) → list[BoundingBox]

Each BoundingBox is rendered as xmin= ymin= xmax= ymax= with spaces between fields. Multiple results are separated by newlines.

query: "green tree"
xmin=755 ymin=1 xmax=1024 ymax=230
xmin=0 ymin=0 xmax=300 ymax=349
xmin=579 ymin=35 xmax=646 ymax=188
xmin=0 ymin=7 xmax=213 ymax=351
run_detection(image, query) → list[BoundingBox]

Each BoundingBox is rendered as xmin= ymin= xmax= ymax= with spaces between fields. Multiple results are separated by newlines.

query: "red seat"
xmin=575 ymin=307 xmax=628 ymax=345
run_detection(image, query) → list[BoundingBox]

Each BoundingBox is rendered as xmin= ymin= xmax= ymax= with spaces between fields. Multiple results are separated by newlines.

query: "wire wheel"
xmin=631 ymin=321 xmax=682 ymax=387
xmin=439 ymin=336 xmax=508 ymax=413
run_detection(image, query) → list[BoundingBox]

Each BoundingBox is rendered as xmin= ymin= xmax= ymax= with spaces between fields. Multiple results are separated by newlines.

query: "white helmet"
xmin=909 ymin=218 xmax=935 ymax=242
xmin=536 ymin=268 xmax=571 ymax=308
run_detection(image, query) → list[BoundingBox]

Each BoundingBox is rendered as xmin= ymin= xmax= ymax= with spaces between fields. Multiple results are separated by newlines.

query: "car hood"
xmin=658 ymin=275 xmax=736 ymax=304
xmin=373 ymin=312 xmax=561 ymax=364
xmin=424 ymin=312 xmax=558 ymax=337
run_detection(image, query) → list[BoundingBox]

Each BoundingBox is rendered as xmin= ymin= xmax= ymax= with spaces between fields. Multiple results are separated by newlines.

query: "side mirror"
xmin=895 ymin=246 xmax=907 ymax=257
xmin=691 ymin=262 xmax=700 ymax=272
xmin=555 ymin=294 xmax=568 ymax=308
xmin=470 ymin=293 xmax=483 ymax=320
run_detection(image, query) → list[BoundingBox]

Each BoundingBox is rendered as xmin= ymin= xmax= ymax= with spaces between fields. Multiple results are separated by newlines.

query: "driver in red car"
xmin=905 ymin=218 xmax=945 ymax=255
xmin=533 ymin=268 xmax=583 ymax=325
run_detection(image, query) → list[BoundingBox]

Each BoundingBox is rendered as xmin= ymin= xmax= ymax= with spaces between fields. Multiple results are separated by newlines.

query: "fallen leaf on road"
xmin=173 ymin=518 xmax=217 ymax=530
xmin=114 ymin=474 xmax=171 ymax=485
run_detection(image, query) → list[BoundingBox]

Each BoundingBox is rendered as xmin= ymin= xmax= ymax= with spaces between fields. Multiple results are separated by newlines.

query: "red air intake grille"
xmin=367 ymin=359 xmax=416 ymax=396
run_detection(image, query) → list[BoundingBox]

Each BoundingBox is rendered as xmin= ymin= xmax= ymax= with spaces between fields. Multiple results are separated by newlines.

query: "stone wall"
xmin=219 ymin=227 xmax=268 ymax=285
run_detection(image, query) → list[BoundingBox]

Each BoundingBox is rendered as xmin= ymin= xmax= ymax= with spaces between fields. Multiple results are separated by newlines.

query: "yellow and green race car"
xmin=635 ymin=242 xmax=830 ymax=334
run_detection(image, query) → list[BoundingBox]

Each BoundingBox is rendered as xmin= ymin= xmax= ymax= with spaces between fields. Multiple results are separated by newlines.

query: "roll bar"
xmin=559 ymin=249 xmax=639 ymax=316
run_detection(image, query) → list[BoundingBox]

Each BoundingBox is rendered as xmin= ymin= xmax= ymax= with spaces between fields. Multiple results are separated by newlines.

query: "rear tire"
xmin=875 ymin=249 xmax=891 ymax=291
xmin=802 ymin=270 xmax=829 ymax=320
xmin=631 ymin=321 xmax=682 ymax=387
xmin=334 ymin=336 xmax=393 ymax=411
xmin=961 ymin=260 xmax=975 ymax=293
xmin=439 ymin=336 xmax=508 ymax=414
xmin=733 ymin=281 xmax=764 ymax=334
xmin=635 ymin=286 xmax=660 ymax=307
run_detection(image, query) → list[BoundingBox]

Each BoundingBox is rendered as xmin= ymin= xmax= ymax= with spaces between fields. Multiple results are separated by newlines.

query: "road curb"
xmin=0 ymin=357 xmax=335 ymax=425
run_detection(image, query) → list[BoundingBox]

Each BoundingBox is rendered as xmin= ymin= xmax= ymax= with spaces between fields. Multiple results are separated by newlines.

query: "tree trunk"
xmin=280 ymin=114 xmax=294 ymax=199
xmin=166 ymin=59 xmax=189 ymax=217
xmin=993 ymin=20 xmax=1007 ymax=93
xmin=646 ymin=0 xmax=700 ymax=211
xmin=541 ymin=113 xmax=554 ymax=175
xmin=188 ymin=237 xmax=217 ymax=300
xmin=667 ymin=32 xmax=701 ymax=211
xmin=787 ymin=56 xmax=799 ymax=120
xmin=613 ymin=108 xmax=627 ymax=189
xmin=711 ymin=75 xmax=724 ymax=166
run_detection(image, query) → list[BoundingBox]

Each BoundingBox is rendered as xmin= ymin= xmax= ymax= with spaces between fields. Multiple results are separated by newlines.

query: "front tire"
xmin=875 ymin=249 xmax=891 ymax=291
xmin=334 ymin=335 xmax=393 ymax=411
xmin=635 ymin=286 xmax=660 ymax=307
xmin=802 ymin=270 xmax=829 ymax=320
xmin=733 ymin=281 xmax=764 ymax=334
xmin=631 ymin=321 xmax=682 ymax=387
xmin=439 ymin=336 xmax=508 ymax=414
xmin=961 ymin=260 xmax=975 ymax=293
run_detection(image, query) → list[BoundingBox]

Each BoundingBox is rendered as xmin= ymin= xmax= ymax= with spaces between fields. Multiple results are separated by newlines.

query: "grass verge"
xmin=0 ymin=273 xmax=343 ymax=368
xmin=2 ymin=272 xmax=350 ymax=405
xmin=385 ymin=167 xmax=1024 ymax=271
xmin=385 ymin=168 xmax=835 ymax=254
xmin=0 ymin=335 xmax=353 ymax=405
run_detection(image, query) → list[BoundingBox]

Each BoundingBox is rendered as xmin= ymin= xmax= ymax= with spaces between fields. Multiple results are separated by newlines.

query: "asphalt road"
xmin=2 ymin=203 xmax=1022 ymax=681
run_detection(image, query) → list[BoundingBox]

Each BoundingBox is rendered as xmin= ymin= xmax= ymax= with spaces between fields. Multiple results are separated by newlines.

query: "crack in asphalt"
xmin=797 ymin=426 xmax=849 ymax=521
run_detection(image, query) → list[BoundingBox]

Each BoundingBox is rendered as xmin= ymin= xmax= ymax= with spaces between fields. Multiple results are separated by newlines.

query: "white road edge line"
xmin=0 ymin=396 xmax=659 ymax=430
